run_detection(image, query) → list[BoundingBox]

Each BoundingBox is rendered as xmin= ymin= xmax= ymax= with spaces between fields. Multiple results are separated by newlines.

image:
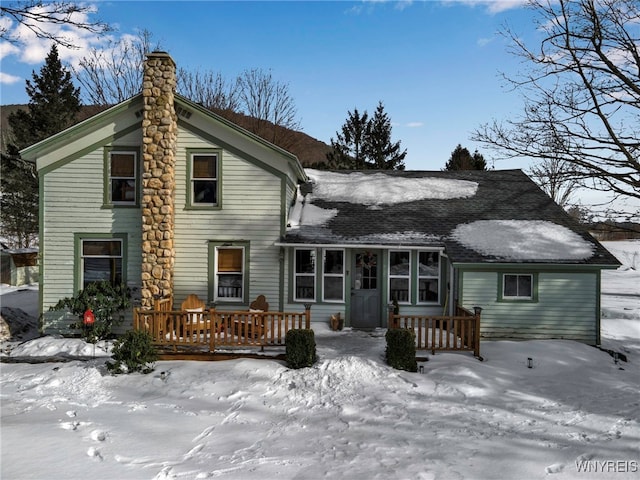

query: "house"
xmin=21 ymin=52 xmax=620 ymax=346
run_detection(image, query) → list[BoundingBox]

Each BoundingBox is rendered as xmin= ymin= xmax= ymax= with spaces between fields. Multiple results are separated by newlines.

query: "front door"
xmin=350 ymin=250 xmax=380 ymax=328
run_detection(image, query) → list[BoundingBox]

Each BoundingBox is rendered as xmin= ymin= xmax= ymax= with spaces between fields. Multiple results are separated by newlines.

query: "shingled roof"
xmin=283 ymin=169 xmax=620 ymax=266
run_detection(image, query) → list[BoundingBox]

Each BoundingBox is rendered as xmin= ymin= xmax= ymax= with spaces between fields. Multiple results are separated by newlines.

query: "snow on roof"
xmin=451 ymin=220 xmax=595 ymax=261
xmin=306 ymin=169 xmax=478 ymax=205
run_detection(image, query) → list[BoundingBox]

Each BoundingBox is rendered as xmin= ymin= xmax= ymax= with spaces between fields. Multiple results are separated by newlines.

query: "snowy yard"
xmin=1 ymin=241 xmax=638 ymax=480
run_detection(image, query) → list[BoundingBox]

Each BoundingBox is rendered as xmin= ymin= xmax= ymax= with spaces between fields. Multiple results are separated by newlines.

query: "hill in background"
xmin=1 ymin=104 xmax=331 ymax=167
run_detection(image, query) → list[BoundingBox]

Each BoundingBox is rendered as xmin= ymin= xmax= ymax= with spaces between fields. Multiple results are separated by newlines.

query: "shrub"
xmin=107 ymin=330 xmax=157 ymax=374
xmin=385 ymin=328 xmax=417 ymax=372
xmin=49 ymin=281 xmax=131 ymax=343
xmin=286 ymin=329 xmax=317 ymax=369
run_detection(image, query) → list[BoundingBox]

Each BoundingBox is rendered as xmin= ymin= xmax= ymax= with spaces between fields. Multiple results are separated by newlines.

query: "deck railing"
xmin=389 ymin=305 xmax=481 ymax=357
xmin=133 ymin=306 xmax=311 ymax=352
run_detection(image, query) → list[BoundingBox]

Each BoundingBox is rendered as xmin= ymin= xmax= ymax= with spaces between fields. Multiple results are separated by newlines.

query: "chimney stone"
xmin=141 ymin=51 xmax=177 ymax=307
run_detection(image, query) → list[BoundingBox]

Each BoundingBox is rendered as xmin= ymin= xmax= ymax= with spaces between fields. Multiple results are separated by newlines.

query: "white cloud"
xmin=0 ymin=41 xmax=20 ymax=61
xmin=406 ymin=121 xmax=424 ymax=128
xmin=477 ymin=36 xmax=494 ymax=47
xmin=440 ymin=0 xmax=529 ymax=14
xmin=0 ymin=72 xmax=22 ymax=85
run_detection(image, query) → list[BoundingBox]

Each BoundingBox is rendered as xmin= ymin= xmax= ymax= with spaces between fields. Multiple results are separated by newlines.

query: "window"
xmin=323 ymin=249 xmax=344 ymax=302
xmin=191 ymin=153 xmax=218 ymax=206
xmin=503 ymin=274 xmax=533 ymax=300
xmin=109 ymin=151 xmax=137 ymax=204
xmin=389 ymin=251 xmax=410 ymax=303
xmin=215 ymin=247 xmax=244 ymax=301
xmin=294 ymin=249 xmax=316 ymax=301
xmin=81 ymin=239 xmax=123 ymax=288
xmin=418 ymin=251 xmax=440 ymax=303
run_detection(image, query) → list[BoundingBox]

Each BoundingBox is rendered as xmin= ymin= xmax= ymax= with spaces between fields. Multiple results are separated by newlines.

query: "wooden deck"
xmin=389 ymin=305 xmax=481 ymax=358
xmin=133 ymin=304 xmax=311 ymax=354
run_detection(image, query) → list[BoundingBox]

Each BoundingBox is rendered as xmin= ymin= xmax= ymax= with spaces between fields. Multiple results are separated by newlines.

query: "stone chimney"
xmin=140 ymin=52 xmax=177 ymax=308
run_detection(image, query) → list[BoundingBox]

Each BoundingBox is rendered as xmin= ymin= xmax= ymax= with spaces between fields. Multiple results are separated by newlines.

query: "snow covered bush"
xmin=285 ymin=329 xmax=317 ymax=369
xmin=385 ymin=328 xmax=417 ymax=372
xmin=107 ymin=329 xmax=157 ymax=374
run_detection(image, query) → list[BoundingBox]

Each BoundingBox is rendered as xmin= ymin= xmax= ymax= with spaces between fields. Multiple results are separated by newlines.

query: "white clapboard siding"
xmin=460 ymin=270 xmax=598 ymax=343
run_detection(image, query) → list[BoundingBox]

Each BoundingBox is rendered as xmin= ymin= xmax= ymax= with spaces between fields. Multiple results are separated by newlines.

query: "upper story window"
xmin=418 ymin=251 xmax=440 ymax=303
xmin=190 ymin=153 xmax=218 ymax=206
xmin=81 ymin=238 xmax=123 ymax=288
xmin=389 ymin=250 xmax=411 ymax=303
xmin=323 ymin=249 xmax=344 ymax=302
xmin=503 ymin=274 xmax=533 ymax=300
xmin=109 ymin=151 xmax=137 ymax=205
xmin=294 ymin=248 xmax=316 ymax=301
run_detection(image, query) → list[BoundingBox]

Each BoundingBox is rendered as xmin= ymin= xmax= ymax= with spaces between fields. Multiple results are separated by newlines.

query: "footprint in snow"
xmin=90 ymin=429 xmax=106 ymax=442
xmin=545 ymin=463 xmax=564 ymax=474
xmin=87 ymin=446 xmax=103 ymax=460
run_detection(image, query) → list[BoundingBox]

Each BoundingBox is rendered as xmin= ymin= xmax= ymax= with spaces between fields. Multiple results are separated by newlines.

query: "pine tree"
xmin=444 ymin=144 xmax=487 ymax=171
xmin=326 ymin=102 xmax=406 ymax=170
xmin=8 ymin=44 xmax=81 ymax=151
xmin=0 ymin=153 xmax=39 ymax=248
xmin=326 ymin=108 xmax=369 ymax=170
xmin=364 ymin=101 xmax=406 ymax=170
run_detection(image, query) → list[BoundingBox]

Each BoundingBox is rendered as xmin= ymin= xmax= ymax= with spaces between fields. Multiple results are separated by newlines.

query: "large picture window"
xmin=215 ymin=247 xmax=244 ymax=301
xmin=503 ymin=274 xmax=533 ymax=300
xmin=294 ymin=249 xmax=316 ymax=301
xmin=191 ymin=153 xmax=218 ymax=206
xmin=323 ymin=249 xmax=344 ymax=302
xmin=109 ymin=151 xmax=137 ymax=205
xmin=81 ymin=239 xmax=123 ymax=288
xmin=389 ymin=251 xmax=410 ymax=303
xmin=418 ymin=251 xmax=440 ymax=303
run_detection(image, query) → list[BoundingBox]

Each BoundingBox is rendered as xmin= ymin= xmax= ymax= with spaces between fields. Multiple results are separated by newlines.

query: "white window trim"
xmin=417 ymin=250 xmax=440 ymax=305
xmin=322 ymin=248 xmax=345 ymax=303
xmin=388 ymin=250 xmax=411 ymax=304
xmin=502 ymin=273 xmax=534 ymax=300
xmin=109 ymin=150 xmax=137 ymax=205
xmin=214 ymin=246 xmax=244 ymax=303
xmin=294 ymin=248 xmax=316 ymax=302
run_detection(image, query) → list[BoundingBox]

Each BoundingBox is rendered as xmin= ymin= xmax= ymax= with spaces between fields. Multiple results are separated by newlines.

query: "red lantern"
xmin=83 ymin=309 xmax=95 ymax=326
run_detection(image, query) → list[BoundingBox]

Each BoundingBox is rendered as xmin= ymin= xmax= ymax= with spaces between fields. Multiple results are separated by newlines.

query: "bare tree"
xmin=177 ymin=69 xmax=241 ymax=112
xmin=73 ymin=30 xmax=158 ymax=106
xmin=237 ymin=68 xmax=301 ymax=149
xmin=0 ymin=1 xmax=110 ymax=49
xmin=473 ymin=0 xmax=640 ymax=218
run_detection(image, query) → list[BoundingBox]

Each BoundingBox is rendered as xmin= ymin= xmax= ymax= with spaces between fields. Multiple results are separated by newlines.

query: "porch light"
xmin=473 ymin=306 xmax=483 ymax=316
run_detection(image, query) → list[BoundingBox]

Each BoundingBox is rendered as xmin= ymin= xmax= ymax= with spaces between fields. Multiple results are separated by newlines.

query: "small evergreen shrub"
xmin=385 ymin=328 xmax=417 ymax=372
xmin=107 ymin=330 xmax=158 ymax=374
xmin=50 ymin=281 xmax=131 ymax=343
xmin=286 ymin=329 xmax=317 ymax=369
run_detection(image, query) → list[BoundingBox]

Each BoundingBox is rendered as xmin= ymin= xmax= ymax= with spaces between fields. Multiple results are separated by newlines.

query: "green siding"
xmin=40 ymin=130 xmax=142 ymax=333
xmin=172 ymin=127 xmax=285 ymax=309
xmin=460 ymin=270 xmax=598 ymax=343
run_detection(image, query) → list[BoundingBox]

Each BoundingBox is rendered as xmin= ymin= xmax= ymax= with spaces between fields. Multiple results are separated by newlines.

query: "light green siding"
xmin=459 ymin=270 xmax=599 ymax=343
xmin=40 ymin=129 xmax=142 ymax=333
xmin=172 ymin=126 xmax=286 ymax=309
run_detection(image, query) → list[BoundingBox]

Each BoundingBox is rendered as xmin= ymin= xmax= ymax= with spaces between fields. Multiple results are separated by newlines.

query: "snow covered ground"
xmin=1 ymin=241 xmax=638 ymax=480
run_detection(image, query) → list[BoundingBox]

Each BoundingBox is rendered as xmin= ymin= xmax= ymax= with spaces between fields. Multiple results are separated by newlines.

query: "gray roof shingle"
xmin=283 ymin=169 xmax=620 ymax=266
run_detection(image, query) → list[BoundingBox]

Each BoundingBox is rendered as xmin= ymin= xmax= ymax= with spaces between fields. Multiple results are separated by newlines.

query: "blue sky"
xmin=1 ymin=0 xmax=535 ymax=171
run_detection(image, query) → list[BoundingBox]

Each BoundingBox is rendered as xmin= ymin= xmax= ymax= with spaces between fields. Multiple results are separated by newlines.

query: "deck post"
xmin=304 ymin=303 xmax=312 ymax=329
xmin=387 ymin=303 xmax=398 ymax=329
xmin=473 ymin=306 xmax=482 ymax=358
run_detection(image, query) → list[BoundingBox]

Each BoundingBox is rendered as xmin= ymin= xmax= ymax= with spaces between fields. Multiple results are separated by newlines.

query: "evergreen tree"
xmin=444 ymin=144 xmax=487 ymax=171
xmin=326 ymin=102 xmax=406 ymax=170
xmin=326 ymin=108 xmax=369 ymax=170
xmin=8 ymin=44 xmax=81 ymax=151
xmin=364 ymin=101 xmax=406 ymax=170
xmin=0 ymin=153 xmax=39 ymax=248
